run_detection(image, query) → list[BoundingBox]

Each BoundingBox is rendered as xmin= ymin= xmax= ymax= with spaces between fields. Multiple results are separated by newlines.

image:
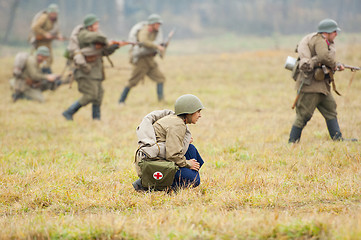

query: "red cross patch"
xmin=153 ymin=171 xmax=163 ymax=180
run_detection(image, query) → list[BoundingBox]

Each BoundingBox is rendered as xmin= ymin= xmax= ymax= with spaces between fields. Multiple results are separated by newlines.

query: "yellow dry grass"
xmin=0 ymin=40 xmax=361 ymax=239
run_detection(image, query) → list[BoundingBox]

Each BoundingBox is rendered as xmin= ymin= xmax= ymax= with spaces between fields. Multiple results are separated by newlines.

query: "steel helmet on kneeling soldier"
xmin=317 ymin=18 xmax=341 ymax=33
xmin=36 ymin=46 xmax=50 ymax=57
xmin=175 ymin=94 xmax=204 ymax=115
xmin=148 ymin=14 xmax=163 ymax=24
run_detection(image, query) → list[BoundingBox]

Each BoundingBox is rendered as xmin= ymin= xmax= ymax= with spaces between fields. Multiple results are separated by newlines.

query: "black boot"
xmin=157 ymin=83 xmax=164 ymax=101
xmin=92 ymin=104 xmax=101 ymax=120
xmin=12 ymin=91 xmax=24 ymax=102
xmin=62 ymin=101 xmax=82 ymax=121
xmin=326 ymin=118 xmax=357 ymax=141
xmin=119 ymin=87 xmax=130 ymax=103
xmin=132 ymin=179 xmax=147 ymax=191
xmin=288 ymin=125 xmax=303 ymax=143
xmin=326 ymin=118 xmax=343 ymax=141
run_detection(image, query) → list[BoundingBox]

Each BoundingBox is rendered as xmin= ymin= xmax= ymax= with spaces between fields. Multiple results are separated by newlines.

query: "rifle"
xmin=109 ymin=40 xmax=137 ymax=47
xmin=292 ymin=81 xmax=304 ymax=109
xmin=336 ymin=64 xmax=360 ymax=87
xmin=159 ymin=28 xmax=176 ymax=59
xmin=35 ymin=34 xmax=68 ymax=41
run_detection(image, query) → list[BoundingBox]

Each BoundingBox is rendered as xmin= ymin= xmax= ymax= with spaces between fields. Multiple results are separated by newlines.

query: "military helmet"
xmin=47 ymin=3 xmax=59 ymax=13
xmin=175 ymin=94 xmax=204 ymax=115
xmin=84 ymin=14 xmax=99 ymax=27
xmin=148 ymin=14 xmax=163 ymax=24
xmin=36 ymin=46 xmax=50 ymax=57
xmin=317 ymin=18 xmax=341 ymax=33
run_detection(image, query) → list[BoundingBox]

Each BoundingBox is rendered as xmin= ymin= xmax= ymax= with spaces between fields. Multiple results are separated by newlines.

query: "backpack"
xmin=128 ymin=21 xmax=163 ymax=63
xmin=13 ymin=52 xmax=30 ymax=77
xmin=64 ymin=24 xmax=84 ymax=59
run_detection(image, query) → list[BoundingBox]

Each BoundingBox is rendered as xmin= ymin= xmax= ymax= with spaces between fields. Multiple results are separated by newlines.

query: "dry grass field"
xmin=0 ymin=36 xmax=361 ymax=239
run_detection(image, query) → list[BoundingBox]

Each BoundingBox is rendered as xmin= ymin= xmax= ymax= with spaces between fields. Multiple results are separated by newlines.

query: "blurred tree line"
xmin=1 ymin=0 xmax=361 ymax=45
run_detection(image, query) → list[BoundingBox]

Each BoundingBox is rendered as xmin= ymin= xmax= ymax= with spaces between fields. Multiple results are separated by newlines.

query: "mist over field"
xmin=1 ymin=0 xmax=361 ymax=239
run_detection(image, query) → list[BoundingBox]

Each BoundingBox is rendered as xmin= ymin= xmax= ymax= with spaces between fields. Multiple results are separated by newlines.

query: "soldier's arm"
xmin=165 ymin=124 xmax=192 ymax=168
xmin=314 ymin=37 xmax=336 ymax=69
xmin=26 ymin=58 xmax=47 ymax=82
xmin=78 ymin=30 xmax=107 ymax=46
xmin=138 ymin=27 xmax=159 ymax=49
xmin=31 ymin=13 xmax=49 ymax=37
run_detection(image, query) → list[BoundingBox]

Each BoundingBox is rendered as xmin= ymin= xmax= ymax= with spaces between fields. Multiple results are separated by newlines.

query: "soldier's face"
xmin=189 ymin=110 xmax=202 ymax=124
xmin=328 ymin=31 xmax=338 ymax=42
xmin=37 ymin=55 xmax=48 ymax=63
xmin=153 ymin=23 xmax=161 ymax=31
xmin=48 ymin=12 xmax=58 ymax=21
xmin=89 ymin=22 xmax=99 ymax=32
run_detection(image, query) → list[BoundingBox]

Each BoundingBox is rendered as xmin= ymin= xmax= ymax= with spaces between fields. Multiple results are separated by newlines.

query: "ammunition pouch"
xmin=314 ymin=68 xmax=325 ymax=81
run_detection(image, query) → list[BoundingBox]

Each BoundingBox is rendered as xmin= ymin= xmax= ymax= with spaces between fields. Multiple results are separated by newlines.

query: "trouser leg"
xmin=172 ymin=144 xmax=204 ymax=188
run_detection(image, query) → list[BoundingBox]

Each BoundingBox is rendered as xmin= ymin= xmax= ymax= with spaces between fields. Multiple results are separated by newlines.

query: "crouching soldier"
xmin=10 ymin=46 xmax=60 ymax=102
xmin=133 ymin=94 xmax=205 ymax=191
xmin=62 ymin=14 xmax=120 ymax=121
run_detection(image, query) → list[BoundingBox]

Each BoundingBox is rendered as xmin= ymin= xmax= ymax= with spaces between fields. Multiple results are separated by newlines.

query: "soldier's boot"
xmin=119 ymin=87 xmax=130 ymax=104
xmin=326 ymin=118 xmax=357 ymax=142
xmin=12 ymin=91 xmax=24 ymax=102
xmin=157 ymin=83 xmax=164 ymax=102
xmin=288 ymin=125 xmax=303 ymax=143
xmin=132 ymin=179 xmax=147 ymax=191
xmin=92 ymin=104 xmax=101 ymax=120
xmin=62 ymin=101 xmax=82 ymax=121
xmin=41 ymin=67 xmax=52 ymax=74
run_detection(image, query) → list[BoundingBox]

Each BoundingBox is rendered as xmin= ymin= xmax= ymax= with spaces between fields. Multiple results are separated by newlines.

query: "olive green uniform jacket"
xmin=293 ymin=33 xmax=338 ymax=128
xmin=11 ymin=56 xmax=50 ymax=102
xmin=31 ymin=12 xmax=60 ymax=66
xmin=74 ymin=28 xmax=115 ymax=106
xmin=127 ymin=25 xmax=165 ymax=88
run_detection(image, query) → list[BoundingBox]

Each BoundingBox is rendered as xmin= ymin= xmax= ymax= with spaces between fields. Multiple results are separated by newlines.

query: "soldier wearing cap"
xmin=62 ymin=14 xmax=119 ymax=121
xmin=10 ymin=46 xmax=59 ymax=102
xmin=119 ymin=14 xmax=166 ymax=105
xmin=288 ymin=19 xmax=357 ymax=143
xmin=133 ymin=94 xmax=205 ymax=191
xmin=30 ymin=3 xmax=64 ymax=73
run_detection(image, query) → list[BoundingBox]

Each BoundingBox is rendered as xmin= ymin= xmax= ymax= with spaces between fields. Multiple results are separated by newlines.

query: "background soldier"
xmin=30 ymin=3 xmax=64 ymax=73
xmin=288 ymin=19 xmax=357 ymax=143
xmin=62 ymin=14 xmax=121 ymax=121
xmin=10 ymin=46 xmax=59 ymax=102
xmin=118 ymin=14 xmax=166 ymax=105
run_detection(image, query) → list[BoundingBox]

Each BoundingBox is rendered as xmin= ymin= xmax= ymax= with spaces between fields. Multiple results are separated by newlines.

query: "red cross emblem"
xmin=153 ymin=171 xmax=163 ymax=180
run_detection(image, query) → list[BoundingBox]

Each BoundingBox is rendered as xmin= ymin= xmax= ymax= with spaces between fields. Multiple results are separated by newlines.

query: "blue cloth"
xmin=172 ymin=144 xmax=204 ymax=188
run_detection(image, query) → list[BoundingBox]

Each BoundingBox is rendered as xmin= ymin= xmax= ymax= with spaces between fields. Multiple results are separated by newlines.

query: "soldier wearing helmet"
xmin=288 ymin=19 xmax=357 ymax=143
xmin=62 ymin=14 xmax=120 ymax=121
xmin=133 ymin=94 xmax=205 ymax=191
xmin=10 ymin=46 xmax=59 ymax=102
xmin=30 ymin=3 xmax=64 ymax=73
xmin=118 ymin=14 xmax=166 ymax=105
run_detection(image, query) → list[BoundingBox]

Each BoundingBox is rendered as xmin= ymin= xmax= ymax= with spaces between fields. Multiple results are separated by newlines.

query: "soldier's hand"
xmin=189 ymin=159 xmax=200 ymax=171
xmin=337 ymin=64 xmax=345 ymax=71
xmin=46 ymin=74 xmax=58 ymax=82
xmin=74 ymin=53 xmax=86 ymax=65
xmin=45 ymin=32 xmax=53 ymax=39
xmin=157 ymin=45 xmax=165 ymax=54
